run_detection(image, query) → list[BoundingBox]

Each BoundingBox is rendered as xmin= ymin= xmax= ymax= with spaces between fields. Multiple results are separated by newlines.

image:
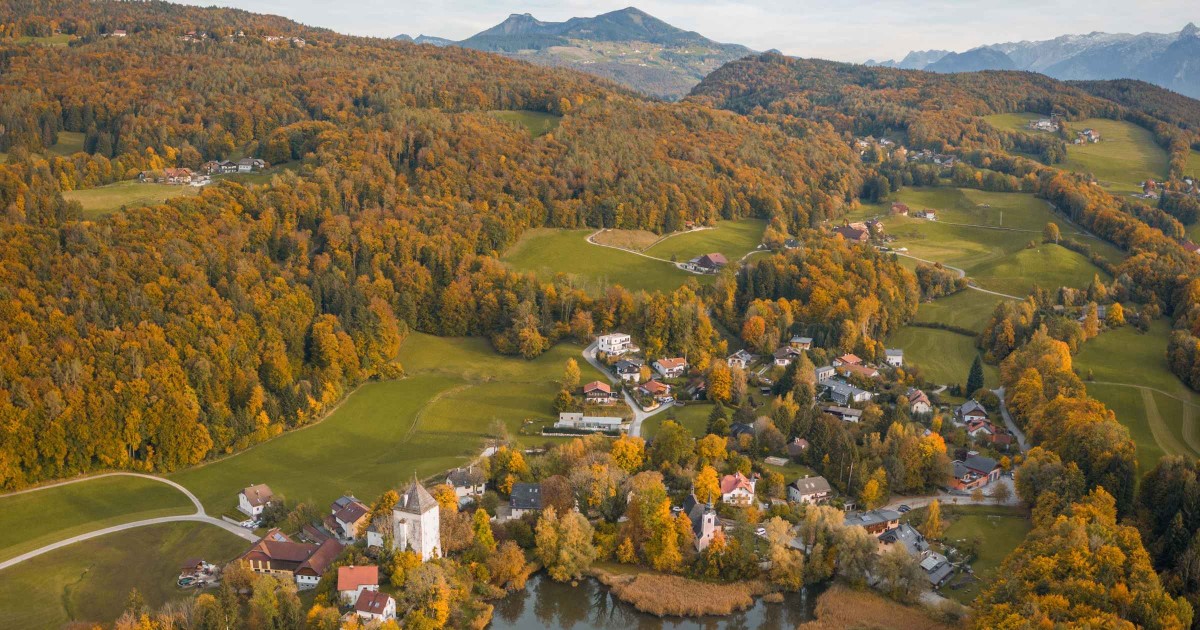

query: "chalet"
xmin=337 ymin=565 xmax=379 ymax=605
xmin=509 ymin=483 xmax=542 ymax=518
xmin=906 ymin=388 xmax=932 ymax=415
xmin=833 ymin=224 xmax=869 ymax=242
xmin=685 ymin=253 xmax=728 ymax=273
xmin=446 ymin=466 xmax=486 ymax=501
xmin=329 ymin=495 xmax=370 ymax=541
xmin=637 ymin=379 xmax=672 ymax=401
xmin=773 ymin=345 xmax=803 ymax=367
xmin=237 ymin=158 xmax=267 ymax=172
xmin=583 ymin=381 xmax=617 ymax=405
xmin=884 ymin=349 xmax=904 ymax=367
xmin=838 ymin=363 xmax=880 ymax=380
xmin=354 ymin=590 xmax=396 ymax=623
xmin=726 ymin=349 xmax=754 ymax=369
xmin=891 ymin=202 xmax=910 ymax=215
xmin=833 ymin=354 xmax=862 ymax=367
xmin=163 ymin=168 xmax=194 ymax=184
xmin=555 ymin=412 xmax=624 ymax=432
xmin=238 ymin=484 xmax=276 ymax=517
xmin=877 ymin=524 xmax=953 ymax=586
xmin=720 ymin=472 xmax=757 ymax=506
xmin=788 ymin=476 xmax=832 ymax=505
xmin=824 ymin=405 xmax=863 ymax=423
xmin=844 ymin=509 xmax=901 ymax=535
xmin=614 ymin=359 xmax=644 ymax=383
xmin=597 ymin=333 xmax=635 ymax=355
xmin=824 ymin=379 xmax=871 ymax=405
xmin=789 ymin=336 xmax=813 ymax=350
xmin=238 ymin=529 xmax=342 ymax=589
xmin=954 ymin=400 xmax=988 ymax=425
xmin=815 ymin=365 xmax=836 ymax=383
xmin=680 ymin=493 xmax=721 ymax=551
xmin=653 ymin=357 xmax=688 ymax=379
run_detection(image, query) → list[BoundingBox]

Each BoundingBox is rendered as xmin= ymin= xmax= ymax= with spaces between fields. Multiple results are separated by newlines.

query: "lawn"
xmin=1087 ymin=383 xmax=1172 ymax=473
xmin=0 ymin=476 xmax=194 ymax=563
xmin=489 ymin=110 xmax=561 ymax=138
xmin=970 ymin=243 xmax=1111 ymax=297
xmin=914 ymin=291 xmax=1007 ymax=334
xmin=591 ymin=228 xmax=662 ymax=251
xmin=0 ymin=523 xmax=246 ymax=629
xmin=886 ymin=326 xmax=996 ymax=389
xmin=983 ymin=112 xmax=1047 ymax=134
xmin=15 ymin=33 xmax=74 ymax=46
xmin=640 ymin=403 xmax=712 ymax=438
xmin=1062 ymin=118 xmax=1169 ymax=194
xmin=937 ymin=505 xmax=1031 ymax=605
xmin=642 ymin=219 xmax=766 ymax=263
xmin=503 ymin=228 xmax=701 ymax=294
xmin=65 ymin=181 xmax=199 ymax=219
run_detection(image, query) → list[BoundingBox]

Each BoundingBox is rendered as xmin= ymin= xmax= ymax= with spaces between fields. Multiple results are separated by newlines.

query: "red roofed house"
xmin=833 ymin=224 xmax=869 ymax=242
xmin=838 ymin=363 xmax=880 ymax=380
xmin=833 ymin=354 xmax=862 ymax=367
xmin=329 ymin=495 xmax=370 ymax=541
xmin=653 ymin=357 xmax=688 ymax=379
xmin=583 ymin=381 xmax=616 ymax=405
xmin=891 ymin=202 xmax=910 ymax=215
xmin=907 ymin=388 xmax=932 ymax=414
xmin=637 ymin=379 xmax=672 ymax=401
xmin=238 ymin=483 xmax=275 ymax=517
xmin=720 ymin=472 xmax=757 ymax=507
xmin=238 ymin=529 xmax=343 ymax=589
xmin=354 ymin=589 xmax=396 ymax=623
xmin=337 ymin=565 xmax=379 ymax=605
xmin=685 ymin=253 xmax=728 ymax=273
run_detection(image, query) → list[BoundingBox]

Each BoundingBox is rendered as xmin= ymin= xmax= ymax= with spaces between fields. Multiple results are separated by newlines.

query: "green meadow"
xmin=489 ymin=110 xmax=562 ymax=138
xmin=937 ymin=505 xmax=1031 ymax=605
xmin=982 ymin=112 xmax=1046 ymax=134
xmin=65 ymin=181 xmax=199 ymax=219
xmin=49 ymin=131 xmax=86 ymax=156
xmin=642 ymin=219 xmax=766 ymax=262
xmin=887 ymin=325 xmax=995 ymax=389
xmin=914 ymin=291 xmax=1006 ymax=334
xmin=1062 ymin=118 xmax=1169 ymax=194
xmin=0 ymin=523 xmax=246 ymax=630
xmin=641 ymin=403 xmax=712 ymax=439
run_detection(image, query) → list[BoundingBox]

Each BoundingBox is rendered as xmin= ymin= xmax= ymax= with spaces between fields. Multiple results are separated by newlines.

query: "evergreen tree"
xmin=966 ymin=354 xmax=985 ymax=396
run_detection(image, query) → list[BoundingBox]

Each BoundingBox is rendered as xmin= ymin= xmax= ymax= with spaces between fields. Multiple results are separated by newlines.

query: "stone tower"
xmin=392 ymin=474 xmax=441 ymax=560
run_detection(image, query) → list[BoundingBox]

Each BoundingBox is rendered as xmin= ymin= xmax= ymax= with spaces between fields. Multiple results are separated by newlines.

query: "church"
xmin=391 ymin=476 xmax=441 ymax=560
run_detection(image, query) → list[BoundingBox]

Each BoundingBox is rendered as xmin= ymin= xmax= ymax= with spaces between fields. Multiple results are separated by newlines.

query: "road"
xmin=0 ymin=472 xmax=257 ymax=572
xmin=881 ymin=476 xmax=1019 ymax=512
xmin=993 ymin=387 xmax=1030 ymax=453
xmin=890 ymin=252 xmax=1023 ymax=300
xmin=581 ymin=342 xmax=674 ymax=437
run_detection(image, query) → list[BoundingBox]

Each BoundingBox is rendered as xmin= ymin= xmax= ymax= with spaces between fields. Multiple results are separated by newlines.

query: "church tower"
xmin=392 ymin=475 xmax=441 ymax=560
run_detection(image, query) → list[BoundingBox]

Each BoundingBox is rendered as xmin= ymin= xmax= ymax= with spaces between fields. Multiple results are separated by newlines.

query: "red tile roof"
xmin=720 ymin=472 xmax=755 ymax=495
xmin=355 ymin=589 xmax=393 ymax=615
xmin=337 ymin=565 xmax=379 ymax=592
xmin=583 ymin=381 xmax=611 ymax=394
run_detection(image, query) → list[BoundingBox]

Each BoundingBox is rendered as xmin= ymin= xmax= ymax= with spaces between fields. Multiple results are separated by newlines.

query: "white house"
xmin=597 ymin=333 xmax=634 ymax=355
xmin=238 ymin=484 xmax=275 ymax=517
xmin=789 ymin=336 xmax=813 ymax=350
xmin=773 ymin=346 xmax=803 ymax=367
xmin=354 ymin=590 xmax=396 ymax=623
xmin=653 ymin=357 xmax=688 ymax=379
xmin=720 ymin=472 xmax=757 ymax=506
xmin=954 ymin=400 xmax=989 ymax=425
xmin=906 ymin=388 xmax=932 ymax=415
xmin=392 ymin=477 xmax=441 ymax=561
xmin=337 ymin=565 xmax=379 ymax=605
xmin=815 ymin=365 xmax=836 ymax=383
xmin=788 ymin=476 xmax=832 ymax=505
xmin=727 ymin=349 xmax=754 ymax=369
xmin=615 ymin=359 xmax=643 ymax=383
xmin=446 ymin=466 xmax=486 ymax=501
xmin=555 ymin=412 xmax=624 ymax=432
xmin=509 ymin=482 xmax=542 ymax=519
xmin=824 ymin=379 xmax=871 ymax=405
xmin=884 ymin=349 xmax=903 ymax=367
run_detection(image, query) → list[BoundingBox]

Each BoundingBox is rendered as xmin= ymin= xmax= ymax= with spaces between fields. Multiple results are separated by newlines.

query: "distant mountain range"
xmin=869 ymin=23 xmax=1200 ymax=98
xmin=394 ymin=7 xmax=753 ymax=100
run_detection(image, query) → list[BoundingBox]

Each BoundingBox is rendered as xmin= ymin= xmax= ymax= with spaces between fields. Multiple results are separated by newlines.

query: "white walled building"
xmin=392 ymin=476 xmax=441 ymax=561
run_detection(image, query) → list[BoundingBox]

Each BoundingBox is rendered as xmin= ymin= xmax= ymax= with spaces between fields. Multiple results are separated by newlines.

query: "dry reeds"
xmin=590 ymin=566 xmax=770 ymax=617
xmin=798 ymin=584 xmax=956 ymax=630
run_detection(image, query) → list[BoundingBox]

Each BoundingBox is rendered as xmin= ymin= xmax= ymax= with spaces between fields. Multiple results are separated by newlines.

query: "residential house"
xmin=237 ymin=158 xmax=267 ymax=172
xmin=789 ymin=336 xmax=813 ymax=350
xmin=337 ymin=565 xmax=379 ymax=605
xmin=680 ymin=493 xmax=722 ymax=551
xmin=597 ymin=333 xmax=635 ymax=355
xmin=962 ymin=454 xmax=1001 ymax=484
xmin=772 ymin=345 xmax=803 ymax=367
xmin=720 ymin=472 xmax=757 ymax=506
xmin=989 ymin=431 xmax=1015 ymax=450
xmin=446 ymin=466 xmax=486 ymax=501
xmin=615 ymin=359 xmax=644 ymax=383
xmin=685 ymin=253 xmax=728 ymax=273
xmin=824 ymin=405 xmax=864 ymax=423
xmin=891 ymin=202 xmax=910 ymax=215
xmin=906 ymin=388 xmax=932 ymax=415
xmin=1079 ymin=129 xmax=1101 ymax=143
xmin=788 ymin=476 xmax=832 ymax=505
xmin=833 ymin=354 xmax=862 ymax=367
xmin=965 ymin=419 xmax=994 ymax=439
xmin=238 ymin=484 xmax=275 ymax=517
xmin=354 ymin=590 xmax=396 ymax=623
xmin=726 ymin=349 xmax=754 ymax=369
xmin=786 ymin=437 xmax=810 ymax=458
xmin=637 ymin=379 xmax=672 ymax=402
xmin=837 ymin=363 xmax=880 ymax=380
xmin=844 ymin=509 xmax=901 ymax=535
xmin=833 ymin=224 xmax=869 ymax=242
xmin=815 ymin=365 xmax=836 ymax=383
xmin=823 ymin=379 xmax=871 ymax=405
xmin=329 ymin=495 xmax=370 ymax=541
xmin=583 ymin=381 xmax=618 ymax=405
xmin=110 ymin=29 xmax=127 ymax=37
xmin=653 ymin=357 xmax=688 ymax=379
xmin=884 ymin=349 xmax=904 ymax=367
xmin=392 ymin=476 xmax=441 ymax=561
xmin=238 ymin=529 xmax=343 ymax=589
xmin=510 ymin=482 xmax=542 ymax=518
xmin=877 ymin=524 xmax=953 ymax=587
xmin=555 ymin=412 xmax=624 ymax=432
xmin=163 ymin=168 xmax=194 ymax=184
xmin=954 ymin=400 xmax=988 ymax=425
xmin=203 ymin=160 xmax=239 ymax=174
xmin=950 ymin=460 xmax=990 ymax=492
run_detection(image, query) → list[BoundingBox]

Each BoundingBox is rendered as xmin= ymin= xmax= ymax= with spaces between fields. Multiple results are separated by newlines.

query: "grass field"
xmin=49 ymin=131 xmax=86 ymax=156
xmin=983 ymin=112 xmax=1047 ymax=134
xmin=1087 ymin=384 xmax=1170 ymax=473
xmin=1187 ymin=149 xmax=1200 ymax=180
xmin=937 ymin=505 xmax=1030 ymax=605
xmin=1062 ymin=118 xmax=1169 ymax=194
xmin=642 ymin=220 xmax=766 ymax=262
xmin=15 ymin=33 xmax=74 ymax=46
xmin=489 ymin=110 xmax=561 ymax=138
xmin=887 ymin=326 xmax=995 ymax=389
xmin=66 ymin=181 xmax=199 ymax=218
xmin=0 ymin=523 xmax=246 ymax=630
xmin=0 ymin=476 xmax=194 ymax=563
xmin=641 ymin=403 xmax=711 ymax=438
xmin=591 ymin=228 xmax=662 ymax=251
xmin=914 ymin=291 xmax=1006 ymax=333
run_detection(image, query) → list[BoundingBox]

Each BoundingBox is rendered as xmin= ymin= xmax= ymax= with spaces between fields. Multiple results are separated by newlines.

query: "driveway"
xmin=582 ymin=342 xmax=674 ymax=437
xmin=881 ymin=476 xmax=1019 ymax=512
xmin=0 ymin=472 xmax=258 ymax=572
xmin=993 ymin=387 xmax=1030 ymax=453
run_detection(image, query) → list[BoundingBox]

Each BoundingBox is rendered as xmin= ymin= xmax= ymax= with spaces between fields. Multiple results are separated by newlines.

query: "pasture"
xmin=489 ymin=110 xmax=562 ymax=138
xmin=982 ymin=112 xmax=1046 ymax=134
xmin=1187 ymin=149 xmax=1200 ymax=179
xmin=15 ymin=33 xmax=74 ymax=46
xmin=642 ymin=219 xmax=766 ymax=262
xmin=938 ymin=505 xmax=1031 ymax=605
xmin=1062 ymin=118 xmax=1169 ymax=194
xmin=65 ymin=181 xmax=199 ymax=219
xmin=0 ymin=476 xmax=193 ymax=563
xmin=49 ymin=131 xmax=86 ymax=156
xmin=914 ymin=291 xmax=1006 ymax=334
xmin=0 ymin=523 xmax=246 ymax=630
xmin=887 ymin=326 xmax=995 ymax=389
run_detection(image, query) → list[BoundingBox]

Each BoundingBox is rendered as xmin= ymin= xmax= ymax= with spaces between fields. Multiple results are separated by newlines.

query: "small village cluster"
xmin=136 ymin=158 xmax=267 ymax=186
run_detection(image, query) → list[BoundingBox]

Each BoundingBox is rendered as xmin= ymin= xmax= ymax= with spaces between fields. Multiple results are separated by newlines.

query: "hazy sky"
xmin=180 ymin=0 xmax=1197 ymax=62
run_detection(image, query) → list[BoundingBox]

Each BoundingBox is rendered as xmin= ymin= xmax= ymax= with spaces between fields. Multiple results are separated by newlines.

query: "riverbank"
xmin=799 ymin=584 xmax=959 ymax=630
xmin=588 ymin=563 xmax=772 ymax=617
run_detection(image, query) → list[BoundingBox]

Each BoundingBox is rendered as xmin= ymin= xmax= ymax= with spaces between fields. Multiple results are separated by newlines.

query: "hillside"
xmin=397 ymin=7 xmax=753 ymax=100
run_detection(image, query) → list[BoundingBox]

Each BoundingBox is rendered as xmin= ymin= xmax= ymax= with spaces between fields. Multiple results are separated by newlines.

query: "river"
xmin=488 ymin=573 xmax=826 ymax=629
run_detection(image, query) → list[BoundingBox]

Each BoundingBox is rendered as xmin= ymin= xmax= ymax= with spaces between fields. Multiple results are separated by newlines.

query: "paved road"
xmin=582 ymin=342 xmax=675 ymax=437
xmin=881 ymin=476 xmax=1019 ymax=513
xmin=993 ymin=387 xmax=1030 ymax=453
xmin=890 ymin=252 xmax=1023 ymax=300
xmin=0 ymin=472 xmax=257 ymax=572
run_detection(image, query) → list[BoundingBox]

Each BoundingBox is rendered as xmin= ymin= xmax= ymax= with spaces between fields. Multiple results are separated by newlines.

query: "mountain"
xmin=877 ymin=24 xmax=1200 ymax=98
xmin=868 ymin=49 xmax=950 ymax=70
xmin=393 ymin=34 xmax=454 ymax=47
xmin=925 ymin=47 xmax=1016 ymax=73
xmin=395 ymin=7 xmax=753 ymax=100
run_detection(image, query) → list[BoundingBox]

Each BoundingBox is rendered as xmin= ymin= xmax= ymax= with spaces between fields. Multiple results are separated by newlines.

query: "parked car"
xmin=897 ymin=504 xmax=911 ymax=513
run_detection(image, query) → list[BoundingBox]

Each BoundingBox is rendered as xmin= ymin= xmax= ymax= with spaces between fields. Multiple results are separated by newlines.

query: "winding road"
xmin=891 ymin=251 xmax=1023 ymax=300
xmin=581 ymin=342 xmax=674 ymax=437
xmin=0 ymin=472 xmax=257 ymax=572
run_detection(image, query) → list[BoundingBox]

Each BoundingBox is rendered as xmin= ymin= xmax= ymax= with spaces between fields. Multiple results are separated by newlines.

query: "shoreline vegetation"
xmin=798 ymin=584 xmax=957 ymax=630
xmin=588 ymin=563 xmax=771 ymax=617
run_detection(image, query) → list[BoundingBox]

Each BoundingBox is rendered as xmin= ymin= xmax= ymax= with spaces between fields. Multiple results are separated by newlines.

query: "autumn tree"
xmin=694 ymin=465 xmax=721 ymax=504
xmin=921 ymin=500 xmax=944 ymax=540
xmin=535 ymin=506 xmax=597 ymax=582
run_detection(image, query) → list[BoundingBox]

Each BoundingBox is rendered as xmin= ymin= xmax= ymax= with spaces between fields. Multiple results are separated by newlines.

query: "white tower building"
xmin=392 ymin=475 xmax=441 ymax=561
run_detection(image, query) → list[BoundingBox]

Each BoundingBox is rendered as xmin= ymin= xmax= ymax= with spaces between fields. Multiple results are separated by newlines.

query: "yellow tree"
xmin=611 ymin=434 xmax=645 ymax=473
xmin=694 ymin=465 xmax=721 ymax=504
xmin=695 ymin=433 xmax=728 ymax=465
xmin=562 ymin=358 xmax=581 ymax=391
xmin=859 ymin=468 xmax=887 ymax=509
xmin=708 ymin=362 xmax=732 ymax=404
xmin=921 ymin=500 xmax=943 ymax=540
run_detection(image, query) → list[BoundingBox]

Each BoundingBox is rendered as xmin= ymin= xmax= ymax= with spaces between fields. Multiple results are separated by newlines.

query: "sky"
xmin=178 ymin=0 xmax=1196 ymax=62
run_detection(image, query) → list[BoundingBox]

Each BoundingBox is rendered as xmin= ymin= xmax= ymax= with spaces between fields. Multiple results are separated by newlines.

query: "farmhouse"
xmin=509 ymin=482 xmax=543 ymax=518
xmin=720 ymin=471 xmax=757 ymax=506
xmin=1078 ymin=128 xmax=1101 ymax=143
xmin=597 ymin=333 xmax=635 ymax=355
xmin=685 ymin=253 xmax=728 ymax=273
xmin=238 ymin=529 xmax=343 ymax=589
xmin=653 ymin=357 xmax=688 ymax=379
xmin=237 ymin=157 xmax=267 ymax=172
xmin=954 ymin=400 xmax=988 ymax=425
xmin=833 ymin=224 xmax=869 ymax=242
xmin=788 ymin=476 xmax=832 ymax=505
xmin=906 ymin=388 xmax=932 ymax=415
xmin=615 ymin=359 xmax=644 ymax=383
xmin=555 ymin=412 xmax=624 ymax=432
xmin=891 ymin=202 xmax=910 ymax=215
xmin=844 ymin=509 xmax=901 ymax=535
xmin=884 ymin=349 xmax=903 ymax=367
xmin=773 ymin=345 xmax=803 ymax=367
xmin=328 ymin=495 xmax=370 ymax=541
xmin=680 ymin=493 xmax=721 ymax=551
xmin=392 ymin=477 xmax=441 ymax=561
xmin=726 ymin=349 xmax=754 ymax=369
xmin=824 ymin=405 xmax=864 ymax=423
xmin=337 ymin=565 xmax=379 ymax=605
xmin=203 ymin=160 xmax=239 ymax=174
xmin=238 ymin=484 xmax=275 ymax=517
xmin=583 ymin=381 xmax=618 ymax=405
xmin=354 ymin=590 xmax=397 ymax=623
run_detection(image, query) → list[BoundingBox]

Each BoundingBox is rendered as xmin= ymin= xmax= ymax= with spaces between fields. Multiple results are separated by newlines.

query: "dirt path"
xmin=1088 ymin=380 xmax=1200 ymax=459
xmin=891 ymin=252 xmax=1024 ymax=300
xmin=586 ymin=230 xmax=676 ymax=263
xmin=1139 ymin=387 xmax=1192 ymax=458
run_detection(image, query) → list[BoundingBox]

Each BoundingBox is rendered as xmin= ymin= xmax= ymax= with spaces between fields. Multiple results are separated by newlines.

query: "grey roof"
xmin=729 ymin=422 xmax=755 ymax=438
xmin=510 ymin=482 xmax=542 ymax=511
xmin=397 ymin=476 xmax=438 ymax=514
xmin=823 ymin=405 xmax=863 ymax=419
xmin=447 ymin=467 xmax=483 ymax=487
xmin=789 ymin=476 xmax=831 ymax=496
xmin=825 ymin=379 xmax=868 ymax=399
xmin=844 ymin=509 xmax=901 ymax=529
xmin=956 ymin=400 xmax=988 ymax=418
xmin=963 ymin=454 xmax=999 ymax=474
xmin=680 ymin=493 xmax=716 ymax=538
xmin=885 ymin=348 xmax=903 ymax=357
xmin=878 ymin=523 xmax=929 ymax=556
xmin=791 ymin=336 xmax=813 ymax=344
xmin=615 ymin=359 xmax=643 ymax=373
